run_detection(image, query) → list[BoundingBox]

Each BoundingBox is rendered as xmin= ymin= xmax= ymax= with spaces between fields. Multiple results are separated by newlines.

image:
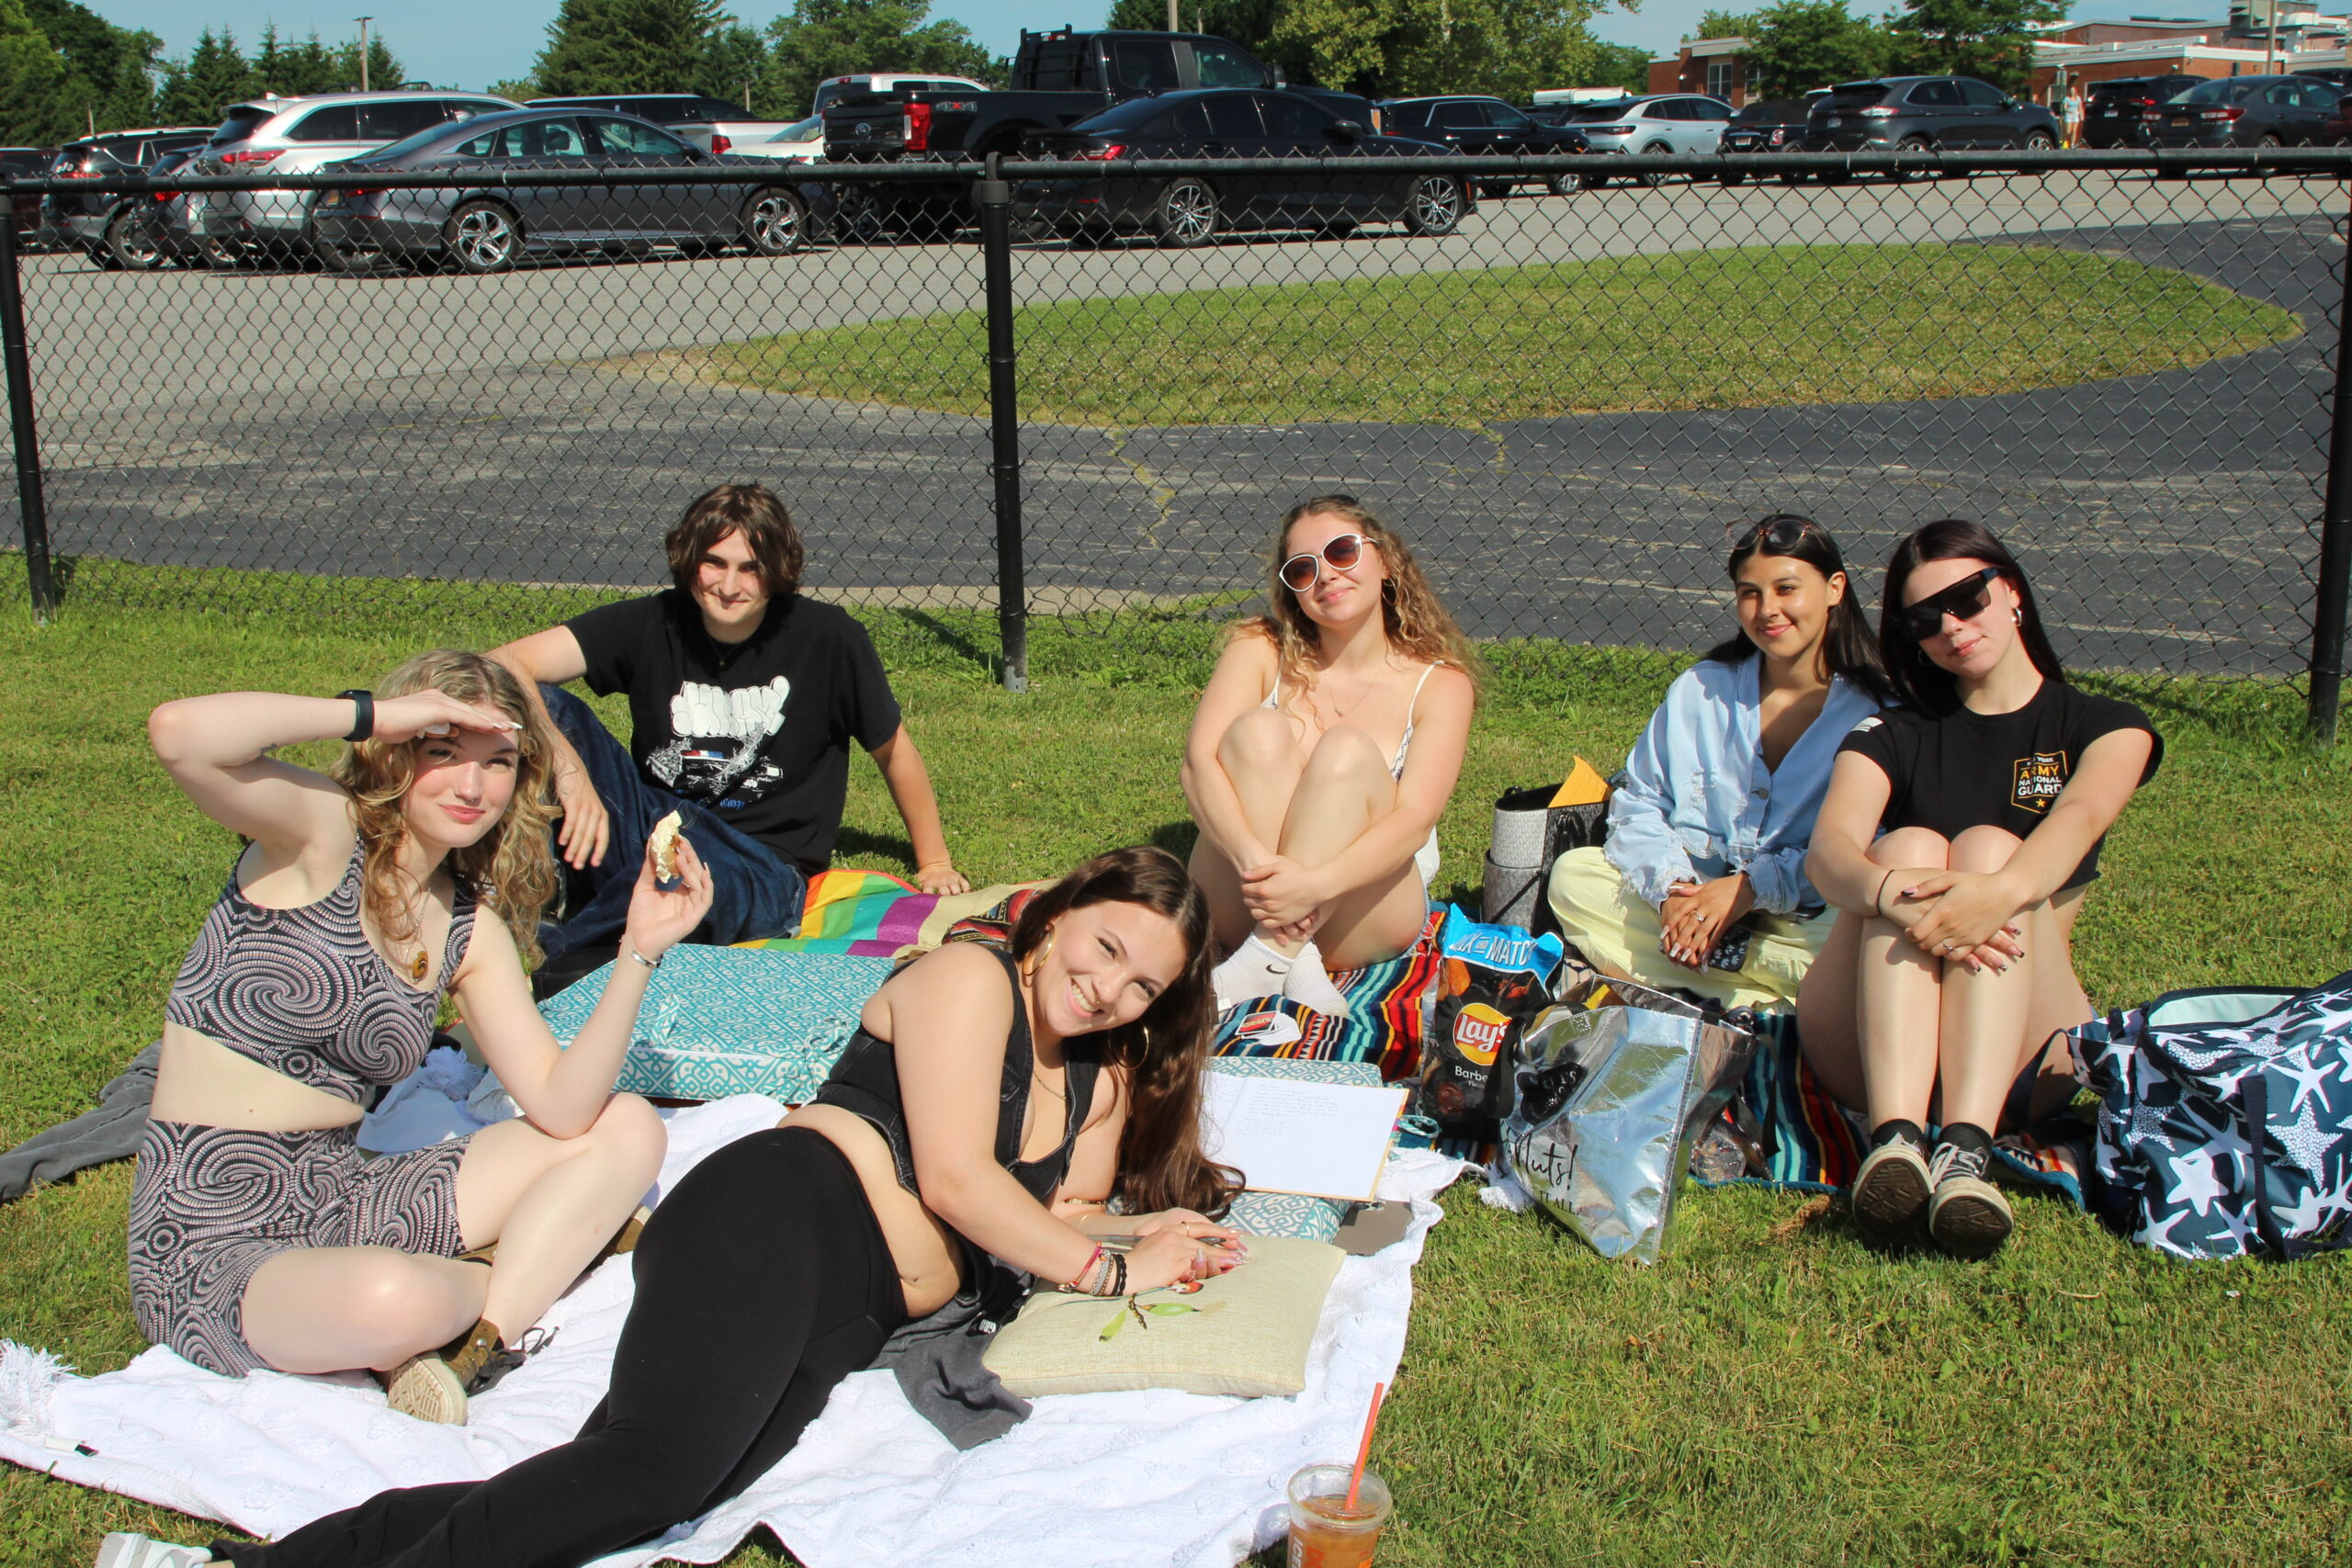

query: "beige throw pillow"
xmin=983 ymin=1235 xmax=1345 ymax=1398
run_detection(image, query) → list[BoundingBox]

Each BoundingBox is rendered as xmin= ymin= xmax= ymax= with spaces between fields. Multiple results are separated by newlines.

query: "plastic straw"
xmin=1345 ymin=1381 xmax=1387 ymax=1510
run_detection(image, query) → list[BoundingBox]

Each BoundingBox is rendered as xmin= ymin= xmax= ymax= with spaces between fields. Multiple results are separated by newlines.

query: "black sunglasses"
xmin=1896 ymin=566 xmax=2005 ymax=642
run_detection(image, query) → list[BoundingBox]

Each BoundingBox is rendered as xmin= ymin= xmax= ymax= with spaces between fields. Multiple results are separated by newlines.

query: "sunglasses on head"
xmin=1279 ymin=532 xmax=1371 ymax=592
xmin=1725 ymin=514 xmax=1817 ymax=554
xmin=1896 ymin=565 xmax=2005 ymax=642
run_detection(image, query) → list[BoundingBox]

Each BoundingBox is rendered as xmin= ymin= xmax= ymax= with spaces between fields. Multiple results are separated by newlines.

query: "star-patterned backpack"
xmin=2068 ymin=975 xmax=2352 ymax=1261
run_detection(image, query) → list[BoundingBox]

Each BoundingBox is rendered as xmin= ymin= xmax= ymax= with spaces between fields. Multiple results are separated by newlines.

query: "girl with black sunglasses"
xmin=1547 ymin=515 xmax=1888 ymax=1010
xmin=1182 ymin=496 xmax=1476 ymax=1014
xmin=1799 ymin=521 xmax=2162 ymax=1259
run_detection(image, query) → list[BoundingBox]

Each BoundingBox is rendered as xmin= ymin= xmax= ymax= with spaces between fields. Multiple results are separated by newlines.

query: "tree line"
xmin=0 ymin=0 xmax=399 ymax=145
xmin=1696 ymin=0 xmax=2064 ymax=98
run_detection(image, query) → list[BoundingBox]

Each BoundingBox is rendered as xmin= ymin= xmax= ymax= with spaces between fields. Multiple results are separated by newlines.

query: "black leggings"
xmin=225 ymin=1127 xmax=909 ymax=1568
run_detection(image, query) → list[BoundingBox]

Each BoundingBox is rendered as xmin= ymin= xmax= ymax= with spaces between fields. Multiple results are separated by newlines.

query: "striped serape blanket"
xmin=736 ymin=869 xmax=1043 ymax=957
xmin=1211 ymin=909 xmax=1446 ymax=1084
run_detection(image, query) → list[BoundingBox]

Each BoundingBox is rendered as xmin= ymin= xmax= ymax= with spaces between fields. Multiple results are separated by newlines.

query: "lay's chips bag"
xmin=1416 ymin=906 xmax=1565 ymax=1142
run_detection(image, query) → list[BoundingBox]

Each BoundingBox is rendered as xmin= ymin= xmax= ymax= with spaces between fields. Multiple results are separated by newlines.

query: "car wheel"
xmin=1719 ymin=167 xmax=1747 ymax=186
xmin=2257 ymin=132 xmax=2283 ymax=149
xmin=1402 ymin=174 xmax=1464 ymax=236
xmin=198 ymin=235 xmax=243 ymax=269
xmin=1630 ymin=141 xmax=1671 ymax=188
xmin=1544 ymin=170 xmax=1578 ymax=196
xmin=1576 ymin=168 xmax=1611 ymax=190
xmin=1777 ymin=169 xmax=1809 ymax=186
xmin=1476 ymin=180 xmax=1512 ymax=199
xmin=103 ymin=209 xmax=163 ymax=271
xmin=741 ymin=186 xmax=811 ymax=256
xmin=1317 ymin=219 xmax=1359 ymax=240
xmin=1152 ymin=179 xmax=1219 ymax=248
xmin=318 ymin=232 xmax=388 ymax=274
xmin=2021 ymin=130 xmax=2056 ymax=151
xmin=446 ymin=199 xmax=523 ymax=274
xmin=1893 ymin=134 xmax=1936 ymax=182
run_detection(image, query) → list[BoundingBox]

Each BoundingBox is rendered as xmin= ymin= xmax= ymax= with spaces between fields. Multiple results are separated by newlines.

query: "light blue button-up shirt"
xmin=1602 ymin=656 xmax=1883 ymax=916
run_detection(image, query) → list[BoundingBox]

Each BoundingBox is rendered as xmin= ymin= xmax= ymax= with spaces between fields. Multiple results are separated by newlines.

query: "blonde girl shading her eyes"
xmin=129 ymin=650 xmax=710 ymax=1425
xmin=1182 ymin=496 xmax=1477 ymax=1015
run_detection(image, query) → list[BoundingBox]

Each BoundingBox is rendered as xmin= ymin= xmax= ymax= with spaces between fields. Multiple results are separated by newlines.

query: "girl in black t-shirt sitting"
xmin=1799 ymin=521 xmax=2161 ymax=1259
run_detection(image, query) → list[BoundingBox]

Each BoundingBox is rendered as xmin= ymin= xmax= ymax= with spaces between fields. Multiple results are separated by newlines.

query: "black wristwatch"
xmin=336 ymin=689 xmax=374 ymax=743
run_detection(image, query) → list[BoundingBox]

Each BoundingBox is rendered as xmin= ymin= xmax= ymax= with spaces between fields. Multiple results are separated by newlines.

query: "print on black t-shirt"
xmin=2012 ymin=750 xmax=2067 ymax=815
xmin=647 ymin=676 xmax=794 ymax=809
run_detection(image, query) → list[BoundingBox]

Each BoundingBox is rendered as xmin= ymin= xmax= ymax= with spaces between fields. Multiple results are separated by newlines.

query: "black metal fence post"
xmin=0 ymin=192 xmax=55 ymax=621
xmin=974 ymin=155 xmax=1028 ymax=694
xmin=2310 ymin=196 xmax=2352 ymax=742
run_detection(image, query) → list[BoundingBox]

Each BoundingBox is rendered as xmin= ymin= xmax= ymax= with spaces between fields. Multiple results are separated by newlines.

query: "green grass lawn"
xmin=2 ymin=572 xmax=2349 ymax=1567
xmin=639 ymin=245 xmax=2301 ymax=428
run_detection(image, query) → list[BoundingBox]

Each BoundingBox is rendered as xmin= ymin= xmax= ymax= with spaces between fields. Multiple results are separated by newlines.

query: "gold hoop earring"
xmin=2012 ymin=606 xmax=2023 ymax=626
xmin=1021 ymin=926 xmax=1057 ymax=979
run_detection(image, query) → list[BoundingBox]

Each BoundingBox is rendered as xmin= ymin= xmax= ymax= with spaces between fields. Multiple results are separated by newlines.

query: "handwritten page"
xmin=1198 ymin=1076 xmax=1409 ymax=1201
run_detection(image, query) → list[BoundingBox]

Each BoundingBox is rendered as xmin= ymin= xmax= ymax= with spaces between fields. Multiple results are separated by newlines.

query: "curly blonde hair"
xmin=1245 ymin=494 xmax=1480 ymax=697
xmin=331 ymin=649 xmax=561 ymax=970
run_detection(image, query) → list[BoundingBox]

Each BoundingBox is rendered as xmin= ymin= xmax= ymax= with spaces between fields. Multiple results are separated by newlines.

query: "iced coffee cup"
xmin=1286 ymin=1463 xmax=1393 ymax=1568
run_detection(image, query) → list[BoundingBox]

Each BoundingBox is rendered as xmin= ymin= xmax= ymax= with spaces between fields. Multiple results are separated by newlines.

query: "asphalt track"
xmin=9 ymin=171 xmax=2342 ymax=675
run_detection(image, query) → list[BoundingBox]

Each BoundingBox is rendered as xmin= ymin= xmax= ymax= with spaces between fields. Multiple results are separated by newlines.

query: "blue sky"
xmin=99 ymin=1 xmax=2211 ymax=96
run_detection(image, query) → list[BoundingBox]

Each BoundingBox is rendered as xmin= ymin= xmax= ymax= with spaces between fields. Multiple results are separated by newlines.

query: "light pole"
xmin=356 ymin=16 xmax=372 ymax=91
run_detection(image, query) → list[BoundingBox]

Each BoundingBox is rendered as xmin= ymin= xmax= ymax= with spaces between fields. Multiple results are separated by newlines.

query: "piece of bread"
xmin=650 ymin=811 xmax=684 ymax=887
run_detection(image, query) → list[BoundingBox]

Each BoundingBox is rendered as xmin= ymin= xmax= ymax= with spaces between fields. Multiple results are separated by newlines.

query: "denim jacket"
xmin=1603 ymin=658 xmax=1882 ymax=916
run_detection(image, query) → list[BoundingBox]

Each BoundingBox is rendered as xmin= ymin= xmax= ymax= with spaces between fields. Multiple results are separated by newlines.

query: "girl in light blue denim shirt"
xmin=1548 ymin=516 xmax=1889 ymax=1009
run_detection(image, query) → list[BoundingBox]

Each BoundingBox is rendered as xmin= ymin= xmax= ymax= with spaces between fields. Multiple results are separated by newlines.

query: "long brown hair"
xmin=332 ymin=650 xmax=561 ymax=969
xmin=1879 ymin=520 xmax=2065 ymax=716
xmin=1011 ymin=846 xmax=1240 ymax=1219
xmin=664 ymin=482 xmax=805 ymax=599
xmin=1245 ymin=494 xmax=1480 ymax=698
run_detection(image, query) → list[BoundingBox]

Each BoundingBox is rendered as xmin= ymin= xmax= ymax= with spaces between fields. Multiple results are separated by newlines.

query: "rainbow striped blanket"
xmin=735 ymin=870 xmax=1043 ymax=958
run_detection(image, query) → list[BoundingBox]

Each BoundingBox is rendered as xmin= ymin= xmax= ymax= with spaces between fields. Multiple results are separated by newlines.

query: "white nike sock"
xmin=1211 ymin=933 xmax=1293 ymax=1012
xmin=1281 ymin=941 xmax=1352 ymax=1019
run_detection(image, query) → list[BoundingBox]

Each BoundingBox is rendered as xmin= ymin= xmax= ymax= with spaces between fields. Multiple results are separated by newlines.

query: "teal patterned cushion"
xmin=1207 ymin=1057 xmax=1385 ymax=1243
xmin=538 ymin=947 xmax=897 ymax=1103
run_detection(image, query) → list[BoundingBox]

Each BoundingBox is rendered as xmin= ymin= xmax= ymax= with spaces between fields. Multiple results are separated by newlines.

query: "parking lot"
xmin=8 ymin=168 xmax=2343 ymax=672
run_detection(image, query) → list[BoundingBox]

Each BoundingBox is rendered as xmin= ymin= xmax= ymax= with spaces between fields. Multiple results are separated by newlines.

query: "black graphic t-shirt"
xmin=1836 ymin=680 xmax=2163 ymax=890
xmin=566 ymin=590 xmax=902 ymax=873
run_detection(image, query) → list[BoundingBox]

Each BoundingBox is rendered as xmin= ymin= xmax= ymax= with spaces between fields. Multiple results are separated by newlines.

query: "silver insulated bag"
xmin=1501 ymin=976 xmax=1759 ymax=1262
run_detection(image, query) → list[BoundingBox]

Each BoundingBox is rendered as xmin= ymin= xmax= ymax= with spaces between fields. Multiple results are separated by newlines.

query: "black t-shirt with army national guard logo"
xmin=565 ymin=589 xmax=902 ymax=874
xmin=1836 ymin=679 xmax=2163 ymax=891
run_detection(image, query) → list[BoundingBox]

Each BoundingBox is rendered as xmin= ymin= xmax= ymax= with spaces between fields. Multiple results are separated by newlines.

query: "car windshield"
xmin=209 ymin=105 xmax=275 ymax=145
xmin=1823 ymin=83 xmax=1889 ymax=108
xmin=2171 ymin=80 xmax=2250 ymax=105
xmin=775 ymin=115 xmax=821 ymax=140
xmin=1734 ymin=98 xmax=1807 ymax=122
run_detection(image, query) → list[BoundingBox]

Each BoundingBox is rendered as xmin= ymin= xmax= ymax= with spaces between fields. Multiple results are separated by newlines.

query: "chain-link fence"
xmin=2 ymin=151 xmax=2347 ymax=725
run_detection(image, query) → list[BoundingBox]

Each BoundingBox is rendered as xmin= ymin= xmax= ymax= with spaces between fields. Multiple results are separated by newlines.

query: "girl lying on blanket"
xmin=1183 ymin=495 xmax=1477 ymax=1017
xmin=130 ymin=651 xmax=707 ymax=1427
xmin=100 ymin=846 xmax=1247 ymax=1568
xmin=1799 ymin=521 xmax=2163 ymax=1259
xmin=1547 ymin=514 xmax=1889 ymax=1010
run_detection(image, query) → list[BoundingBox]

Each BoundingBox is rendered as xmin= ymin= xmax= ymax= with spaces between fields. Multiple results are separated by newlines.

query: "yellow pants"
xmin=1544 ymin=846 xmax=1836 ymax=1011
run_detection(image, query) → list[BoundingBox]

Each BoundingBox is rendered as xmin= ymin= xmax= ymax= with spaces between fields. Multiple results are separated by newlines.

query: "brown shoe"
xmin=379 ymin=1318 xmax=505 ymax=1425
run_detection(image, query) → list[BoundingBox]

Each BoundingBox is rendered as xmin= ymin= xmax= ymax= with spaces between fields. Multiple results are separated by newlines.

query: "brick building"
xmin=1646 ymin=37 xmax=1757 ymax=106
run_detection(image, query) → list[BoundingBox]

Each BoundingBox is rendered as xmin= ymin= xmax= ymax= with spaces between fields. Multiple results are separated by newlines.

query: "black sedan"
xmin=308 ymin=107 xmax=820 ymax=274
xmin=2139 ymin=74 xmax=2342 ymax=148
xmin=1014 ymin=88 xmax=1471 ymax=246
xmin=1716 ymin=96 xmax=1822 ymax=183
xmin=1375 ymin=96 xmax=1587 ymax=195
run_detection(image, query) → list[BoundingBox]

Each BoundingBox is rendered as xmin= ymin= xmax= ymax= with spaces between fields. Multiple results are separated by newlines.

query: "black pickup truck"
xmin=822 ymin=28 xmax=1374 ymax=232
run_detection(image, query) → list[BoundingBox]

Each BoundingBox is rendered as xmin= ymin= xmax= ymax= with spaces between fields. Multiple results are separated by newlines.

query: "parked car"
xmin=1804 ymin=76 xmax=2060 ymax=161
xmin=307 ymin=107 xmax=821 ymax=274
xmin=1549 ymin=95 xmax=1730 ymax=186
xmin=39 ymin=128 xmax=209 ymax=257
xmin=1375 ymin=96 xmax=1586 ymax=195
xmin=811 ymin=73 xmax=989 ymax=114
xmin=526 ymin=95 xmax=797 ymax=154
xmin=2 ymin=147 xmax=54 ymax=246
xmin=63 ymin=144 xmax=210 ymax=269
xmin=195 ymin=89 xmax=521 ymax=261
xmin=2321 ymin=92 xmax=2352 ymax=143
xmin=2079 ymin=74 xmax=2200 ymax=148
xmin=1715 ymin=95 xmax=1823 ymax=182
xmin=823 ymin=28 xmax=1373 ymax=234
xmin=1014 ymin=88 xmax=1468 ymax=246
xmin=2292 ymin=66 xmax=2352 ymax=90
xmin=2140 ymin=74 xmax=2342 ymax=147
xmin=726 ymin=113 xmax=825 ymax=162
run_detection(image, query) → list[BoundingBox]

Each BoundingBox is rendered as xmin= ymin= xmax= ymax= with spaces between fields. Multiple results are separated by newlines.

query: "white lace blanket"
xmin=0 ymin=1096 xmax=1466 ymax=1568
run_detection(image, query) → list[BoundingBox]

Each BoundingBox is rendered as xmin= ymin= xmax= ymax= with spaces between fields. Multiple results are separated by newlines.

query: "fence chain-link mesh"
xmin=2 ymin=152 xmax=2344 ymax=683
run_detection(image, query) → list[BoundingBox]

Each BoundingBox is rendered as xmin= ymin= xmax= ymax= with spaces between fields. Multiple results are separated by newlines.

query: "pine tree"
xmin=535 ymin=0 xmax=729 ymax=96
xmin=155 ymin=28 xmax=257 ymax=127
xmin=755 ymin=0 xmax=993 ymax=122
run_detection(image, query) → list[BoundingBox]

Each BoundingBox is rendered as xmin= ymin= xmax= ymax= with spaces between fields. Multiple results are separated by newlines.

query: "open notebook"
xmin=1199 ymin=1075 xmax=1408 ymax=1201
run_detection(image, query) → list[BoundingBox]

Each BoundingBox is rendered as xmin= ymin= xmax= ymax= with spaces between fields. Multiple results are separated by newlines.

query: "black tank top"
xmin=812 ymin=942 xmax=1101 ymax=1230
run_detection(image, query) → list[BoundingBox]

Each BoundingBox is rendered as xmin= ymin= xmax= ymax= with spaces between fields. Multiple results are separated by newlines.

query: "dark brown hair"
xmin=663 ymin=482 xmax=805 ymax=599
xmin=1879 ymin=519 xmax=2066 ymax=716
xmin=1011 ymin=846 xmax=1241 ymax=1219
xmin=1702 ymin=513 xmax=1890 ymax=703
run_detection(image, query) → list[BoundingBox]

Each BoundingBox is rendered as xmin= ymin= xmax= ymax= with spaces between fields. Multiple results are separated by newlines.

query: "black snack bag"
xmin=1415 ymin=906 xmax=1566 ymax=1143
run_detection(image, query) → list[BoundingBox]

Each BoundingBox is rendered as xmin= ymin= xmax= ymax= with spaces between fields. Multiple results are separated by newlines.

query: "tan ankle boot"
xmin=379 ymin=1318 xmax=504 ymax=1425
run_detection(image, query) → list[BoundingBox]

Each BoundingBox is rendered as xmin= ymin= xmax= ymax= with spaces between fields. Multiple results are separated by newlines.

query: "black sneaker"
xmin=1850 ymin=1137 xmax=1932 ymax=1247
xmin=1927 ymin=1140 xmax=2014 ymax=1258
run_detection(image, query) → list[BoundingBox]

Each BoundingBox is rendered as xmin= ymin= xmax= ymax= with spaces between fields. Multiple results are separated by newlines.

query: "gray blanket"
xmin=0 ymin=1042 xmax=157 ymax=1202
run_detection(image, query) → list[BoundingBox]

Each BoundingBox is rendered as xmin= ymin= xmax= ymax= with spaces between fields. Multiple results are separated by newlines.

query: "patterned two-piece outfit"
xmin=128 ymin=842 xmax=480 ymax=1376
